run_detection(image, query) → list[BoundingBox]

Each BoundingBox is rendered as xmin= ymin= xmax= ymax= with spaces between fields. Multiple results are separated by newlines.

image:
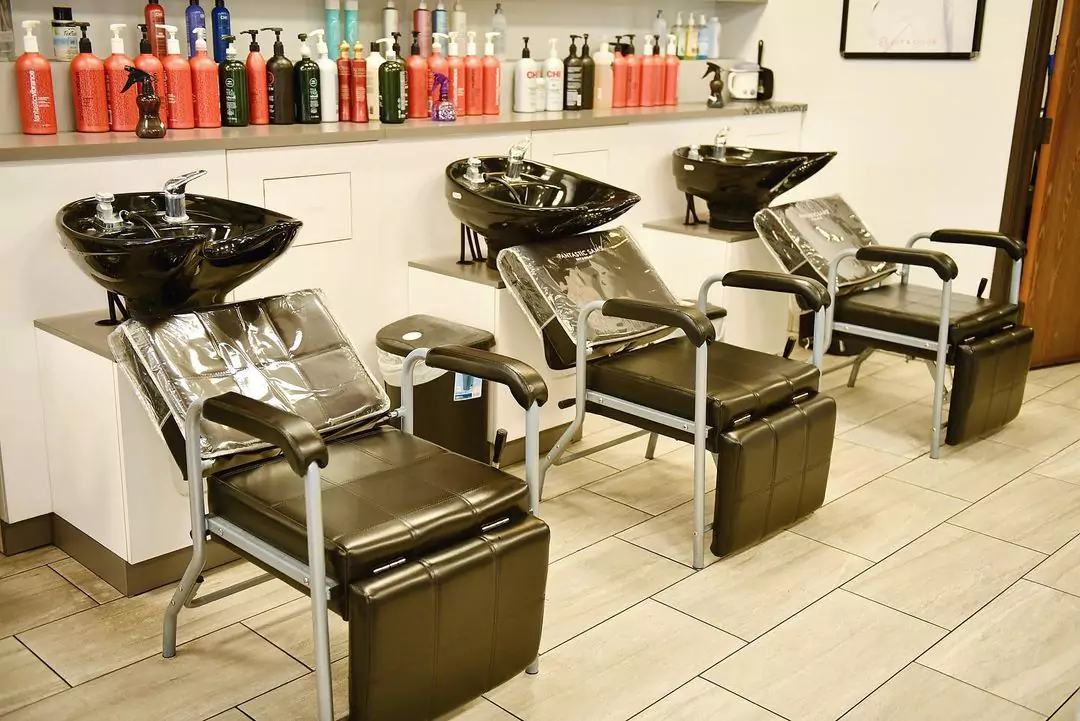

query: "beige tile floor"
xmin=3 ymin=356 xmax=1080 ymax=720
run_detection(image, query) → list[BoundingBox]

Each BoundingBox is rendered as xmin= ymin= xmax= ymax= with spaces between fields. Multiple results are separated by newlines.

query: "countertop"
xmin=642 ymin=218 xmax=759 ymax=242
xmin=409 ymin=258 xmax=506 ymax=289
xmin=0 ymin=101 xmax=808 ymax=163
xmin=35 ymin=311 xmax=117 ymax=361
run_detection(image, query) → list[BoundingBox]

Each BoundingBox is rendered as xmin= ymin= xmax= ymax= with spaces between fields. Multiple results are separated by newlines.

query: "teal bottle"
xmin=379 ymin=32 xmax=407 ymax=124
xmin=218 ymin=35 xmax=249 ymax=126
xmin=294 ymin=32 xmax=322 ymax=123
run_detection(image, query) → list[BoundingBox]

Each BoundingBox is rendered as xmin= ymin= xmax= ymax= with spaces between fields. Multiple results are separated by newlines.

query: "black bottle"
xmin=262 ymin=27 xmax=295 ymax=124
xmin=294 ymin=33 xmax=322 ymax=123
xmin=122 ymin=66 xmax=167 ymax=138
xmin=564 ymin=34 xmax=583 ymax=111
xmin=580 ymin=33 xmax=595 ymax=110
xmin=219 ymin=35 xmax=249 ymax=126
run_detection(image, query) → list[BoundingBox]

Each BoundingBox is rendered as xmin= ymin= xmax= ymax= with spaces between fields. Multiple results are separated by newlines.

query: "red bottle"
xmin=145 ymin=1 xmax=167 ymax=57
xmin=337 ymin=41 xmax=351 ymax=122
xmin=71 ymin=24 xmax=109 ymax=133
xmin=244 ymin=30 xmax=269 ymax=124
xmin=351 ymin=41 xmax=368 ymax=122
xmin=406 ymin=32 xmax=429 ymax=119
xmin=624 ymin=35 xmax=641 ymax=108
xmin=611 ymin=40 xmax=627 ymax=109
xmin=447 ymin=32 xmax=465 ymax=113
xmin=663 ymin=39 xmax=679 ymax=107
xmin=162 ymin=25 xmax=196 ymax=128
xmin=16 ymin=21 xmax=57 ymax=135
xmin=463 ymin=31 xmax=482 ymax=116
xmin=640 ymin=37 xmax=660 ymax=108
xmin=105 ymin=24 xmax=138 ymax=131
xmin=481 ymin=32 xmax=500 ymax=116
xmin=135 ymin=24 xmax=168 ymax=127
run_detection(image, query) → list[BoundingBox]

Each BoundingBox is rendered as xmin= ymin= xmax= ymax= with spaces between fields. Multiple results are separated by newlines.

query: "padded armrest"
xmin=930 ymin=229 xmax=1026 ymax=261
xmin=603 ymin=298 xmax=716 ymax=347
xmin=856 ymin=247 xmax=959 ymax=282
xmin=203 ymin=392 xmax=329 ymax=476
xmin=722 ymin=270 xmax=831 ymax=311
xmin=681 ymin=300 xmax=728 ymax=321
xmin=426 ymin=345 xmax=549 ymax=409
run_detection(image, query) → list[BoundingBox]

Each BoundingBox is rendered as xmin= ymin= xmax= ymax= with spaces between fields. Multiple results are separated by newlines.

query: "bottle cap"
xmin=376 ymin=36 xmax=394 ymax=58
xmin=194 ymin=26 xmax=209 ymax=52
xmin=666 ymin=33 xmax=677 ymax=55
xmin=75 ymin=22 xmax=91 ymax=53
xmin=325 ymin=0 xmax=339 ymax=9
xmin=138 ymin=24 xmax=152 ymax=54
xmin=433 ymin=32 xmax=448 ymax=55
xmin=261 ymin=27 xmax=285 ymax=55
xmin=52 ymin=7 xmax=73 ymax=22
xmin=346 ymin=0 xmax=358 ymax=9
xmin=110 ymin=23 xmax=126 ymax=54
xmin=21 ymin=20 xmax=40 ymax=53
xmin=310 ymin=29 xmax=328 ymax=56
xmin=215 ymin=0 xmax=225 ymax=7
xmin=582 ymin=33 xmax=590 ymax=54
xmin=298 ymin=32 xmax=312 ymax=58
xmin=411 ymin=30 xmax=421 ymax=56
xmin=465 ymin=30 xmax=477 ymax=56
xmin=161 ymin=24 xmax=180 ymax=55
xmin=484 ymin=31 xmax=498 ymax=56
xmin=223 ymin=34 xmax=237 ymax=59
xmin=339 ymin=39 xmax=350 ymax=58
xmin=392 ymin=31 xmax=402 ymax=55
xmin=242 ymin=29 xmax=260 ymax=52
xmin=447 ymin=31 xmax=460 ymax=56
xmin=189 ymin=0 xmax=200 ymax=5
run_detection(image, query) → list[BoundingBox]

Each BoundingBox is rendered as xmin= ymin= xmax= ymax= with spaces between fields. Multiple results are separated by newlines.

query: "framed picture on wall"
xmin=840 ymin=0 xmax=987 ymax=59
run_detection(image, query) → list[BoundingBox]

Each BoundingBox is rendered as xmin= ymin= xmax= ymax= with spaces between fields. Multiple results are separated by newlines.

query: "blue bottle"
xmin=211 ymin=0 xmax=231 ymax=62
xmin=325 ymin=0 xmax=342 ymax=59
xmin=185 ymin=0 xmax=206 ymax=57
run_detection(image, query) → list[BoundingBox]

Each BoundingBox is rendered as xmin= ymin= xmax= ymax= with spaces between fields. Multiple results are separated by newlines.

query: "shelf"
xmin=0 ymin=100 xmax=807 ymax=162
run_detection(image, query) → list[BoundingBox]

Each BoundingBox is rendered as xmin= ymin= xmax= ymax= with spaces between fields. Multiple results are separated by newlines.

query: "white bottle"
xmin=309 ymin=30 xmax=338 ymax=122
xmin=652 ymin=10 xmax=668 ymax=56
xmin=513 ymin=36 xmax=539 ymax=113
xmin=368 ymin=39 xmax=387 ymax=120
xmin=707 ymin=17 xmax=722 ymax=59
xmin=382 ymin=0 xmax=399 ymax=40
xmin=592 ymin=36 xmax=614 ymax=109
xmin=451 ymin=1 xmax=467 ymax=38
xmin=491 ymin=2 xmax=507 ymax=60
xmin=543 ymin=37 xmax=563 ymax=111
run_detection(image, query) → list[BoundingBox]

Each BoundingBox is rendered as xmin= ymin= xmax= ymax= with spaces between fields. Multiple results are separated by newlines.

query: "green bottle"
xmin=294 ymin=32 xmax=322 ymax=124
xmin=219 ymin=35 xmax=249 ymax=127
xmin=379 ymin=33 xmax=407 ymax=124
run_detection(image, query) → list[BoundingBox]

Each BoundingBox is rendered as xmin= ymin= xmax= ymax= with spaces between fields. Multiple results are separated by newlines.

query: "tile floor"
xmin=3 ymin=355 xmax=1080 ymax=720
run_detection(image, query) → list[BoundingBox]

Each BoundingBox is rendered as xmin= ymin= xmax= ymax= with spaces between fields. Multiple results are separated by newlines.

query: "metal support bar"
xmin=930 ymin=281 xmax=952 ymax=459
xmin=184 ymin=572 xmax=275 ymax=609
xmin=303 ymin=461 xmax=334 ymax=721
xmin=846 ymin=348 xmax=877 ymax=388
xmin=206 ymin=517 xmax=338 ymax=597
xmin=553 ymin=429 xmax=650 ymax=466
xmin=399 ymin=348 xmax=431 ymax=434
xmin=692 ymin=341 xmax=709 ymax=570
xmin=644 ymin=433 xmax=659 ymax=460
xmin=585 ymin=392 xmax=706 ymax=434
xmin=832 ymin=322 xmax=942 ymax=352
xmin=1010 ymin=258 xmax=1023 ymax=305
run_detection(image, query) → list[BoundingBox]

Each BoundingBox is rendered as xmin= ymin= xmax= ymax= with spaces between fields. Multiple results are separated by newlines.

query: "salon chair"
xmin=110 ymin=289 xmax=550 ymax=721
xmin=756 ymin=195 xmax=1032 ymax=459
xmin=497 ymin=227 xmax=837 ymax=570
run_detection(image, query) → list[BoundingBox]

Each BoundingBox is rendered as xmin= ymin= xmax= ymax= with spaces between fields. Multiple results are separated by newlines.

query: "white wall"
xmin=713 ymin=0 xmax=1032 ymax=294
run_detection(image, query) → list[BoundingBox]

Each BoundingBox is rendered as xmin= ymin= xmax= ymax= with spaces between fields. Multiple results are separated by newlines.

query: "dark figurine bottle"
xmin=122 ymin=65 xmax=167 ymax=138
xmin=219 ymin=35 xmax=250 ymax=126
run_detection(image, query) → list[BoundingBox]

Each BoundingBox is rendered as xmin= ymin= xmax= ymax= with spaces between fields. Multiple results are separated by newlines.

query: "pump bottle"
xmin=543 ymin=38 xmax=563 ymax=112
xmin=367 ymin=40 xmax=385 ymax=120
xmin=591 ymin=36 xmax=612 ymax=110
xmin=406 ymin=31 xmax=428 ymax=119
xmin=145 ymin=1 xmax=167 ymax=57
xmin=482 ymin=32 xmax=500 ymax=116
xmin=414 ymin=0 xmax=432 ymax=57
xmin=580 ymin=33 xmax=595 ymax=110
xmin=624 ymin=34 xmax=641 ymax=108
xmin=295 ymin=33 xmax=322 ymax=123
xmin=512 ymin=36 xmax=537 ymax=113
xmin=189 ymin=27 xmax=219 ymax=127
xmin=212 ymin=0 xmax=231 ymax=62
xmin=16 ymin=21 xmax=57 ymax=135
xmin=674 ymin=13 xmax=686 ymax=59
xmin=186 ymin=0 xmax=205 ymax=58
xmin=563 ymin=34 xmax=583 ymax=111
xmin=350 ymin=41 xmax=368 ymax=122
xmin=71 ymin=23 xmax=108 ymax=133
xmin=104 ymin=24 xmax=138 ymax=132
xmin=663 ymin=34 xmax=679 ymax=106
xmin=242 ymin=29 xmax=269 ymax=124
xmin=446 ymin=32 xmax=465 ymax=113
xmin=218 ymin=35 xmax=248 ymax=126
xmin=338 ymin=40 xmax=351 ymax=121
xmin=430 ymin=33 xmax=450 ymax=110
xmin=640 ymin=35 xmax=659 ymax=108
xmin=611 ymin=38 xmax=627 ymax=108
xmin=463 ymin=31 xmax=482 ymax=116
xmin=684 ymin=13 xmax=698 ymax=61
xmin=378 ymin=33 xmax=407 ymax=124
xmin=160 ymin=25 xmax=195 ymax=128
xmin=262 ymin=28 xmax=294 ymax=124
xmin=135 ymin=24 xmax=167 ymax=126
xmin=310 ymin=30 xmax=338 ymax=122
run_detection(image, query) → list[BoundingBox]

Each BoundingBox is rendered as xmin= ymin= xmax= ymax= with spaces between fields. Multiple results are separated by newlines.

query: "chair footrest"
xmin=947 ymin=326 xmax=1034 ymax=445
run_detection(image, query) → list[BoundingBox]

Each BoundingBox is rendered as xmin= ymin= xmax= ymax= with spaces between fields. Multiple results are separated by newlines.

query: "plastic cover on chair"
xmin=754 ymin=195 xmax=895 ymax=295
xmin=110 ymin=289 xmax=391 ymax=461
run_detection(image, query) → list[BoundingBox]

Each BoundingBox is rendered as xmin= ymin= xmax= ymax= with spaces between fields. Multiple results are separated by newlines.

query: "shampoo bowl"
xmin=446 ymin=156 xmax=641 ymax=267
xmin=673 ymin=145 xmax=836 ymax=231
xmin=58 ymin=176 xmax=301 ymax=319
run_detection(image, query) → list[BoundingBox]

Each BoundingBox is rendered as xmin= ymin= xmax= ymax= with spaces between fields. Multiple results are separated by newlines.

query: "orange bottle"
xmin=160 ymin=25 xmax=195 ymax=128
xmin=243 ymin=30 xmax=269 ymax=124
xmin=350 ymin=41 xmax=368 ymax=122
xmin=135 ymin=24 xmax=168 ymax=126
xmin=71 ymin=23 xmax=109 ymax=133
xmin=663 ymin=34 xmax=679 ymax=106
xmin=463 ymin=30 xmax=482 ymax=116
xmin=640 ymin=35 xmax=659 ymax=108
xmin=406 ymin=31 xmax=429 ymax=119
xmin=15 ymin=21 xmax=57 ymax=135
xmin=481 ymin=31 xmax=500 ymax=116
xmin=611 ymin=37 xmax=627 ymax=109
xmin=105 ymin=24 xmax=139 ymax=131
xmin=624 ymin=34 xmax=641 ymax=108
xmin=188 ymin=27 xmax=219 ymax=127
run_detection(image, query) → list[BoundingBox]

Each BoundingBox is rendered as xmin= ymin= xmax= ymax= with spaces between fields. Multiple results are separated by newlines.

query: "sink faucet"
xmin=93 ymin=193 xmax=124 ymax=232
xmin=714 ymin=127 xmax=731 ymax=159
xmin=163 ymin=170 xmax=208 ymax=223
xmin=464 ymin=157 xmax=486 ymax=185
xmin=505 ymin=138 xmax=531 ymax=181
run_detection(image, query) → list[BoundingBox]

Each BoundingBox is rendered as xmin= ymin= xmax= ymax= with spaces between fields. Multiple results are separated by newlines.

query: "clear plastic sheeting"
xmin=110 ymin=289 xmax=391 ymax=461
xmin=754 ymin=195 xmax=895 ymax=295
xmin=497 ymin=227 xmax=681 ymax=364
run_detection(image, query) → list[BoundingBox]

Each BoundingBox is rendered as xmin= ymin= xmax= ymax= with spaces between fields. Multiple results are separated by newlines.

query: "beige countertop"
xmin=409 ymin=258 xmax=506 ymax=289
xmin=35 ymin=311 xmax=117 ymax=361
xmin=0 ymin=101 xmax=807 ymax=163
xmin=642 ymin=218 xmax=759 ymax=242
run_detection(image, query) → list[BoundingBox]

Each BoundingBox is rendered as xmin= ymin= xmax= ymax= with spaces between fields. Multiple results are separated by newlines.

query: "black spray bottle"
xmin=563 ymin=34 xmax=583 ymax=111
xmin=122 ymin=66 xmax=167 ymax=138
xmin=219 ymin=35 xmax=249 ymax=126
xmin=580 ymin=33 xmax=595 ymax=110
xmin=262 ymin=27 xmax=294 ymax=124
xmin=294 ymin=32 xmax=322 ymax=123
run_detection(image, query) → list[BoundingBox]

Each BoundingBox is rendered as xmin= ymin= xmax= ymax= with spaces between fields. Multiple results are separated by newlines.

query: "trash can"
xmin=376 ymin=315 xmax=496 ymax=463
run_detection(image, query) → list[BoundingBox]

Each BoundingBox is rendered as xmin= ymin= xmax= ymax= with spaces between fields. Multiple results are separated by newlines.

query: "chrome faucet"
xmin=464 ymin=157 xmax=486 ymax=185
xmin=93 ymin=193 xmax=124 ymax=232
xmin=505 ymin=138 xmax=531 ymax=181
xmin=714 ymin=127 xmax=731 ymax=159
xmin=163 ymin=170 xmax=208 ymax=224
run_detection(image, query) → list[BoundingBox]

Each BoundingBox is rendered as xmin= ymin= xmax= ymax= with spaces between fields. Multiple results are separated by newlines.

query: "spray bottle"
xmin=563 ymin=34 xmax=583 ymax=111
xmin=367 ymin=40 xmax=385 ymax=120
xmin=431 ymin=72 xmax=456 ymax=121
xmin=580 ymin=33 xmax=595 ymax=110
xmin=135 ymin=24 xmax=167 ymax=126
xmin=406 ymin=30 xmax=428 ymax=118
xmin=162 ymin=24 xmax=195 ymax=128
xmin=242 ymin=29 xmax=269 ymax=124
xmin=295 ymin=32 xmax=322 ymax=123
xmin=190 ymin=27 xmax=219 ymax=127
xmin=105 ymin=24 xmax=138 ymax=132
xmin=482 ymin=32 xmax=500 ymax=116
xmin=378 ymin=33 xmax=407 ymax=124
xmin=345 ymin=0 xmax=359 ymax=46
xmin=337 ymin=40 xmax=352 ymax=121
xmin=325 ymin=0 xmax=342 ymax=59
xmin=15 ymin=21 xmax=57 ymax=135
xmin=446 ymin=31 xmax=465 ymax=113
xmin=463 ymin=30 xmax=482 ymax=116
xmin=543 ymin=38 xmax=563 ymax=112
xmin=591 ymin=36 xmax=612 ymax=110
xmin=350 ymin=40 xmax=368 ymax=122
xmin=263 ymin=27 xmax=294 ymax=124
xmin=311 ymin=29 xmax=338 ymax=122
xmin=219 ymin=35 xmax=248 ymax=126
xmin=663 ymin=34 xmax=679 ymax=106
xmin=71 ymin=23 xmax=108 ymax=133
xmin=430 ymin=33 xmax=449 ymax=110
xmin=122 ymin=66 xmax=167 ymax=137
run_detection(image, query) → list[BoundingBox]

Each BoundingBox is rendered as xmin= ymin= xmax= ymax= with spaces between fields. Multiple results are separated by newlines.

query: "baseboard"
xmin=496 ymin=422 xmax=580 ymax=466
xmin=0 ymin=514 xmax=53 ymax=556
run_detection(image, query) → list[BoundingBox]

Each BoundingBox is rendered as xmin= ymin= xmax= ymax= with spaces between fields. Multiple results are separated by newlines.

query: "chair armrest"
xmin=929 ymin=229 xmax=1026 ymax=261
xmin=602 ymin=298 xmax=716 ymax=347
xmin=203 ymin=392 xmax=328 ymax=476
xmin=722 ymin=270 xmax=831 ymax=311
xmin=680 ymin=300 xmax=728 ymax=321
xmin=425 ymin=345 xmax=549 ymax=409
xmin=856 ymin=247 xmax=958 ymax=282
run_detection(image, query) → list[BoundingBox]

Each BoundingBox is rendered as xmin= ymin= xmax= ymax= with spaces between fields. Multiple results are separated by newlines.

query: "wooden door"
xmin=1021 ymin=0 xmax=1080 ymax=366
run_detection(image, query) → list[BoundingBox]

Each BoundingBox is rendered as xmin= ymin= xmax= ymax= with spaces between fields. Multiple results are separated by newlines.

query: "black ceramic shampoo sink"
xmin=673 ymin=145 xmax=836 ymax=231
xmin=446 ymin=156 xmax=641 ymax=267
xmin=58 ymin=190 xmax=302 ymax=318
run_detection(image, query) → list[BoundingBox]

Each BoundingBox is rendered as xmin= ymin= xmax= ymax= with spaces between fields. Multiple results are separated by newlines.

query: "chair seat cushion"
xmin=586 ymin=337 xmax=820 ymax=434
xmin=834 ymin=284 xmax=1020 ymax=344
xmin=208 ymin=427 xmax=530 ymax=588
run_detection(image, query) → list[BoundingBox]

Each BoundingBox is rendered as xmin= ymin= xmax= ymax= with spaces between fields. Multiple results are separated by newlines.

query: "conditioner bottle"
xmin=311 ymin=29 xmax=338 ymax=122
xmin=294 ymin=33 xmax=321 ymax=123
xmin=263 ymin=27 xmax=294 ymax=124
xmin=242 ymin=30 xmax=269 ymax=124
xmin=481 ymin=32 xmax=500 ymax=116
xmin=367 ymin=40 xmax=385 ymax=120
xmin=71 ymin=23 xmax=108 ymax=133
xmin=543 ymin=38 xmax=563 ymax=112
xmin=105 ymin=24 xmax=138 ymax=132
xmin=219 ymin=34 xmax=248 ymax=126
xmin=513 ymin=36 xmax=538 ymax=113
xmin=16 ymin=21 xmax=57 ymax=135
xmin=378 ymin=33 xmax=407 ymax=124
xmin=591 ymin=36 xmax=613 ymax=110
xmin=563 ymin=34 xmax=582 ymax=111
xmin=350 ymin=40 xmax=368 ymax=122
xmin=162 ymin=24 xmax=195 ymax=127
xmin=580 ymin=33 xmax=595 ymax=110
xmin=189 ymin=27 xmax=219 ymax=127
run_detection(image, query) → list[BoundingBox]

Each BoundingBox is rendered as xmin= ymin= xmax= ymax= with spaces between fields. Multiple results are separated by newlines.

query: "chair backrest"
xmin=111 ymin=289 xmax=391 ymax=462
xmin=754 ymin=195 xmax=895 ymax=295
xmin=497 ymin=227 xmax=681 ymax=370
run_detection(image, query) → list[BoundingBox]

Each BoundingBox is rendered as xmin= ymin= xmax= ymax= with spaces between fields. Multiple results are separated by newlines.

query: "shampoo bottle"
xmin=122 ymin=66 xmax=167 ymax=138
xmin=653 ymin=11 xmax=668 ymax=55
xmin=186 ymin=0 xmax=205 ymax=57
xmin=263 ymin=27 xmax=294 ymax=124
xmin=135 ymin=24 xmax=167 ymax=126
xmin=367 ymin=40 xmax=385 ymax=120
xmin=350 ymin=40 xmax=368 ymax=122
xmin=311 ymin=29 xmax=338 ymax=122
xmin=325 ymin=0 xmax=341 ymax=59
xmin=433 ymin=1 xmax=449 ymax=36
xmin=242 ymin=29 xmax=268 ymax=124
xmin=697 ymin=15 xmax=709 ymax=59
xmin=337 ymin=40 xmax=351 ymax=121
xmin=463 ymin=31 xmax=482 ymax=116
xmin=378 ymin=33 xmax=407 ymax=124
xmin=707 ymin=17 xmax=721 ymax=59
xmin=406 ymin=31 xmax=428 ymax=119
xmin=105 ymin=24 xmax=138 ymax=132
xmin=684 ymin=13 xmax=698 ymax=60
xmin=624 ymin=34 xmax=640 ymax=108
xmin=450 ymin=1 xmax=467 ymax=38
xmin=429 ymin=32 xmax=449 ymax=107
xmin=71 ymin=23 xmax=108 ymax=133
xmin=491 ymin=3 xmax=507 ymax=60
xmin=345 ymin=1 xmax=359 ymax=46
xmin=543 ymin=38 xmax=563 ymax=112
xmin=145 ymin=1 xmax=167 ymax=57
xmin=211 ymin=0 xmax=230 ymax=62
xmin=640 ymin=34 xmax=659 ymax=108
xmin=414 ymin=0 xmax=432 ymax=57
xmin=294 ymin=32 xmax=321 ymax=123
xmin=663 ymin=33 xmax=679 ymax=106
xmin=591 ymin=36 xmax=612 ymax=110
xmin=512 ymin=36 xmax=537 ymax=113
xmin=674 ymin=13 xmax=686 ymax=58
xmin=563 ymin=34 xmax=582 ymax=111
xmin=16 ymin=21 xmax=57 ymax=135
xmin=219 ymin=35 xmax=248 ymax=126
xmin=611 ymin=37 xmax=627 ymax=108
xmin=482 ymin=31 xmax=500 ymax=116
xmin=446 ymin=31 xmax=464 ymax=112
xmin=580 ymin=33 xmax=595 ymax=110
xmin=382 ymin=1 xmax=399 ymax=41
xmin=189 ymin=26 xmax=219 ymax=127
